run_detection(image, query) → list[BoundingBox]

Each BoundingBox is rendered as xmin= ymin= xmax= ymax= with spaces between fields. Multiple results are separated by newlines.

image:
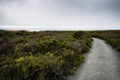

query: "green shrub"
xmin=0 ymin=31 xmax=92 ymax=80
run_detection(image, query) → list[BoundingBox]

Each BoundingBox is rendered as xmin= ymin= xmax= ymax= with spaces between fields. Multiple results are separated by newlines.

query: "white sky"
xmin=0 ymin=0 xmax=120 ymax=30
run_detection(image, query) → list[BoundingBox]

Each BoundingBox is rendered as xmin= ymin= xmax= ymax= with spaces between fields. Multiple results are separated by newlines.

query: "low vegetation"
xmin=0 ymin=30 xmax=92 ymax=80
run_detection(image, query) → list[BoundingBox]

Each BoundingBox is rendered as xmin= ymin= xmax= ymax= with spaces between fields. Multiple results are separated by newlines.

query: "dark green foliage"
xmin=0 ymin=30 xmax=92 ymax=80
xmin=73 ymin=31 xmax=84 ymax=39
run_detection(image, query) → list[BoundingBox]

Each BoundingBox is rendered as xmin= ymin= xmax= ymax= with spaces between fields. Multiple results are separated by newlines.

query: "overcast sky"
xmin=0 ymin=0 xmax=120 ymax=30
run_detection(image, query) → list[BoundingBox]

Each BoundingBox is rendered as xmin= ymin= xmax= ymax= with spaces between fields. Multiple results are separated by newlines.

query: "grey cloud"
xmin=40 ymin=0 xmax=120 ymax=17
xmin=0 ymin=0 xmax=120 ymax=30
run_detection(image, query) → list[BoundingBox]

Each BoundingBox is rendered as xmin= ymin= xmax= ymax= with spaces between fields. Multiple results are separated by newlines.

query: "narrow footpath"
xmin=68 ymin=38 xmax=120 ymax=80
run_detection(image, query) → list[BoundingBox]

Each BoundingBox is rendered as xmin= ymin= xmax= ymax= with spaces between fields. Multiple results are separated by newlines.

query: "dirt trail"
xmin=68 ymin=38 xmax=120 ymax=80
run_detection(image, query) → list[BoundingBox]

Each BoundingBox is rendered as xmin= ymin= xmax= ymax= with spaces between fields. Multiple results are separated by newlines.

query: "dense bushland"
xmin=0 ymin=30 xmax=92 ymax=80
xmin=90 ymin=30 xmax=120 ymax=51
